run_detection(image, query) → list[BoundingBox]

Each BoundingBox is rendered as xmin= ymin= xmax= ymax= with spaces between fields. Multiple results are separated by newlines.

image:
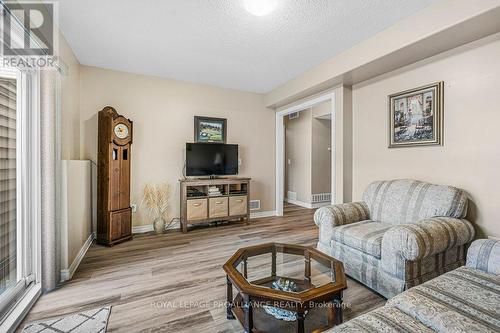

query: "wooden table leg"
xmin=226 ymin=276 xmax=235 ymax=320
xmin=243 ymin=295 xmax=253 ymax=333
xmin=333 ymin=292 xmax=343 ymax=325
xmin=296 ymin=310 xmax=305 ymax=333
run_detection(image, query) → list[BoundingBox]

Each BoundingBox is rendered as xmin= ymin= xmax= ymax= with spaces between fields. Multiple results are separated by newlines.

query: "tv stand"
xmin=179 ymin=177 xmax=251 ymax=233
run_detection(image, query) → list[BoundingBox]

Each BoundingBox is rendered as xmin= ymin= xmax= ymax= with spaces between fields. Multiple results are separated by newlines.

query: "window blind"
xmin=0 ymin=77 xmax=16 ymax=295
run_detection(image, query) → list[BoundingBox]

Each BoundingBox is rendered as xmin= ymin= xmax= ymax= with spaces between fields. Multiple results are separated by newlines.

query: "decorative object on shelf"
xmin=388 ymin=81 xmax=443 ymax=148
xmin=97 ymin=106 xmax=133 ymax=246
xmin=194 ymin=116 xmax=227 ymax=143
xmin=142 ymin=183 xmax=171 ymax=234
xmin=263 ymin=278 xmax=301 ymax=321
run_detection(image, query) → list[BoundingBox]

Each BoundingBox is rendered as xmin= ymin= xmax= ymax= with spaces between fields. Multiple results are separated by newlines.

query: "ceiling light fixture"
xmin=243 ymin=0 xmax=278 ymax=16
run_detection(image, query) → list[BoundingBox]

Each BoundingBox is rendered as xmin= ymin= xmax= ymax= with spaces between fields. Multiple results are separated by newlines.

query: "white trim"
xmin=60 ymin=232 xmax=95 ymax=282
xmin=132 ymin=225 xmax=154 ymax=234
xmin=0 ymin=283 xmax=41 ymax=333
xmin=284 ymin=198 xmax=330 ymax=209
xmin=250 ymin=210 xmax=277 ymax=219
xmin=488 ymin=236 xmax=500 ymax=241
xmin=276 ymin=91 xmax=336 ymax=217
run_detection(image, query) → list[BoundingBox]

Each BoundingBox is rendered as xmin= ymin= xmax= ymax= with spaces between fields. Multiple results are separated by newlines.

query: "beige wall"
xmin=60 ymin=160 xmax=92 ymax=271
xmin=352 ymin=33 xmax=500 ymax=238
xmin=311 ymin=117 xmax=331 ymax=194
xmin=79 ymin=66 xmax=275 ymax=226
xmin=285 ymin=109 xmax=312 ymax=203
xmin=285 ymin=102 xmax=332 ymax=204
xmin=59 ymin=28 xmax=81 ymax=159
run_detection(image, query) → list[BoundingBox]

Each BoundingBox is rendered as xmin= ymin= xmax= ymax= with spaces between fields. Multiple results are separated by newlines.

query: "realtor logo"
xmin=2 ymin=2 xmax=54 ymax=56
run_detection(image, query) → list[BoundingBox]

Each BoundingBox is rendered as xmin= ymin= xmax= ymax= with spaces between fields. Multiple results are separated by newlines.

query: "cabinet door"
xmin=120 ymin=209 xmax=132 ymax=238
xmin=119 ymin=146 xmax=130 ymax=209
xmin=109 ymin=144 xmax=121 ymax=211
xmin=110 ymin=211 xmax=122 ymax=241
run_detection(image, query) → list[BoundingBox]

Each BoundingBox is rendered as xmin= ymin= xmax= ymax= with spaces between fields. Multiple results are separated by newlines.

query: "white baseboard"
xmin=61 ymin=232 xmax=95 ymax=282
xmin=134 ymin=213 xmax=276 ymax=231
xmin=285 ymin=198 xmax=330 ymax=209
xmin=250 ymin=210 xmax=277 ymax=219
xmin=132 ymin=224 xmax=154 ymax=234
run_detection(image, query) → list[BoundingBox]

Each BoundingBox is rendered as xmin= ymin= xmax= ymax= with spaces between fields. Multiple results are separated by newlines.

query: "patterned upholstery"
xmin=362 ymin=179 xmax=468 ymax=224
xmin=466 ymin=239 xmax=500 ymax=274
xmin=314 ymin=201 xmax=370 ymax=246
xmin=314 ymin=179 xmax=474 ymax=298
xmin=381 ymin=217 xmax=474 ymax=277
xmin=332 ymin=221 xmax=392 ymax=258
xmin=328 ymin=240 xmax=500 ymax=333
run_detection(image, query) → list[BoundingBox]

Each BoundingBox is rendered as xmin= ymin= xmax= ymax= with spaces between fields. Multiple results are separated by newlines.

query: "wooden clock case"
xmin=97 ymin=106 xmax=133 ymax=246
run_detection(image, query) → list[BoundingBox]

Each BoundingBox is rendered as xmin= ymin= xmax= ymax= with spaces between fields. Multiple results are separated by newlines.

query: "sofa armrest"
xmin=313 ymin=202 xmax=370 ymax=246
xmin=381 ymin=217 xmax=475 ymax=275
xmin=466 ymin=239 xmax=500 ymax=274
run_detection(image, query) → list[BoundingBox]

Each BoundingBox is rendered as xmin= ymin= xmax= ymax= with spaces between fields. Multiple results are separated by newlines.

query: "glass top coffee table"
xmin=223 ymin=243 xmax=347 ymax=333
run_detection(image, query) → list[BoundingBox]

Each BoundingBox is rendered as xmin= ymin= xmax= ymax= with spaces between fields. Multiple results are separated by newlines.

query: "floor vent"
xmin=249 ymin=200 xmax=260 ymax=211
xmin=288 ymin=112 xmax=299 ymax=119
xmin=287 ymin=191 xmax=298 ymax=201
xmin=311 ymin=193 xmax=331 ymax=203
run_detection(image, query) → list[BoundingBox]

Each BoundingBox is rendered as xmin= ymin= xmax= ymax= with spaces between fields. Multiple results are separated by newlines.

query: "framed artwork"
xmin=194 ymin=116 xmax=227 ymax=143
xmin=389 ymin=81 xmax=443 ymax=148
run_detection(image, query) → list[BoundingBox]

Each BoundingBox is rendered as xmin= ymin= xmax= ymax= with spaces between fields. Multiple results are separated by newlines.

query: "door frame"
xmin=275 ymin=92 xmax=336 ymax=216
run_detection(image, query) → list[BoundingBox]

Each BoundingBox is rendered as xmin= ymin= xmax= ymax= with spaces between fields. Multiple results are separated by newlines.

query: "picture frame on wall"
xmin=194 ymin=116 xmax=227 ymax=143
xmin=388 ymin=81 xmax=444 ymax=148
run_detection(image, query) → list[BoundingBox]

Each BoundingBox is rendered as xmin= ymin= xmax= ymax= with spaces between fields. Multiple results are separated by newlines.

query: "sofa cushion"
xmin=329 ymin=305 xmax=434 ymax=333
xmin=466 ymin=239 xmax=500 ymax=274
xmin=362 ymin=179 xmax=468 ymax=224
xmin=332 ymin=220 xmax=392 ymax=258
xmin=388 ymin=266 xmax=500 ymax=332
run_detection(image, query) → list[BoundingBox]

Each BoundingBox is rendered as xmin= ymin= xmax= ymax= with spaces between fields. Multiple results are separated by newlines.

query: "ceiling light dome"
xmin=243 ymin=0 xmax=278 ymax=16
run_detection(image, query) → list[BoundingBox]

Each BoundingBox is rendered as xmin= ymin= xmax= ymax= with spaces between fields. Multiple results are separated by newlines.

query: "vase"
xmin=153 ymin=217 xmax=166 ymax=234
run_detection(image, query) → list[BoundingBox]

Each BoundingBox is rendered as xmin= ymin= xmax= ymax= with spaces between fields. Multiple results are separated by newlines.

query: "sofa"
xmin=329 ymin=239 xmax=500 ymax=332
xmin=314 ymin=179 xmax=475 ymax=298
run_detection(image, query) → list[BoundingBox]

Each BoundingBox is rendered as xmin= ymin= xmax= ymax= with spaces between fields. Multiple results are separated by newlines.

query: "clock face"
xmin=114 ymin=123 xmax=129 ymax=139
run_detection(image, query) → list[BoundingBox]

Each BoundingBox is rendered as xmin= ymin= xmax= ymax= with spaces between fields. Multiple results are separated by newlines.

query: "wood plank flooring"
xmin=21 ymin=204 xmax=385 ymax=332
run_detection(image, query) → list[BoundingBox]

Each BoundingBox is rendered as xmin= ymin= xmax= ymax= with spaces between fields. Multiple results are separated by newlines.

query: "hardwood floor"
xmin=21 ymin=204 xmax=385 ymax=332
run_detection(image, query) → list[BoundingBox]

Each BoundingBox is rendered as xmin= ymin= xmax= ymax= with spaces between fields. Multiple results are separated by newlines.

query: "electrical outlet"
xmin=131 ymin=204 xmax=137 ymax=213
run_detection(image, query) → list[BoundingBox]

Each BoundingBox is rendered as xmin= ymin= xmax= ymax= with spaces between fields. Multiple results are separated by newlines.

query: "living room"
xmin=1 ymin=0 xmax=499 ymax=332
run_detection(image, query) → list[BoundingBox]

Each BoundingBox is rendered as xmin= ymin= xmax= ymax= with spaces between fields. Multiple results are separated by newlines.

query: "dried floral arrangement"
xmin=142 ymin=183 xmax=173 ymax=232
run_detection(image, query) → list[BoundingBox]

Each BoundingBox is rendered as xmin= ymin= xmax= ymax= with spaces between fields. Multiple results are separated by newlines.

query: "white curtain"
xmin=40 ymin=70 xmax=59 ymax=292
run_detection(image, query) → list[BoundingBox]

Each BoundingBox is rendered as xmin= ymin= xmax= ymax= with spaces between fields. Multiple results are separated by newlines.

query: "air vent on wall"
xmin=288 ymin=112 xmax=299 ymax=119
xmin=287 ymin=191 xmax=298 ymax=201
xmin=249 ymin=200 xmax=260 ymax=211
xmin=311 ymin=193 xmax=331 ymax=203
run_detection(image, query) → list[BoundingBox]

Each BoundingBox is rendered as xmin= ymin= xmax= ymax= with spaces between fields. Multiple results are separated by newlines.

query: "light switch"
xmin=131 ymin=203 xmax=137 ymax=213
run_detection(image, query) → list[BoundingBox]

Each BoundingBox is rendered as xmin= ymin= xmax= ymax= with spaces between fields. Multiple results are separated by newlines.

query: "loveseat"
xmin=329 ymin=239 xmax=500 ymax=332
xmin=314 ymin=179 xmax=475 ymax=298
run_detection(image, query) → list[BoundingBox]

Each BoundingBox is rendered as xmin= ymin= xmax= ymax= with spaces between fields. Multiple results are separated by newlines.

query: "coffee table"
xmin=223 ymin=243 xmax=347 ymax=333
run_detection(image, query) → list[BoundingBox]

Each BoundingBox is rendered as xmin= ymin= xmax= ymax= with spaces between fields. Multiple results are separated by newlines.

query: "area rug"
xmin=22 ymin=306 xmax=111 ymax=333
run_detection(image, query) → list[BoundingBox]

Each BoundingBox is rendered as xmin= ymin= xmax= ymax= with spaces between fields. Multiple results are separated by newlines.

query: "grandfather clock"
xmin=97 ymin=106 xmax=133 ymax=246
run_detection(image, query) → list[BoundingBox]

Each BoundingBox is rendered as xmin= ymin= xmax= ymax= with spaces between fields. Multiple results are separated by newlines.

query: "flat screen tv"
xmin=186 ymin=143 xmax=238 ymax=176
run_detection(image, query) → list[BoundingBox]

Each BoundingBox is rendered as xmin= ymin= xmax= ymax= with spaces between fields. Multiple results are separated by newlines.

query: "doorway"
xmin=284 ymin=102 xmax=332 ymax=212
xmin=275 ymin=92 xmax=335 ymax=216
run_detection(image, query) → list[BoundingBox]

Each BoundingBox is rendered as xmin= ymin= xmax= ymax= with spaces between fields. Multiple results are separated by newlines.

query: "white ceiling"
xmin=57 ymin=0 xmax=438 ymax=93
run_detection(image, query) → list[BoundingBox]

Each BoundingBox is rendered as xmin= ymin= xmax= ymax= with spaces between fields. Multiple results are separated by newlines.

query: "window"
xmin=0 ymin=76 xmax=17 ymax=301
xmin=0 ymin=66 xmax=41 ymax=331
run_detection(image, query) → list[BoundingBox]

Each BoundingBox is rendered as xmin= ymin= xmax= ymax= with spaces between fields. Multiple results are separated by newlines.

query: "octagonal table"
xmin=223 ymin=243 xmax=347 ymax=333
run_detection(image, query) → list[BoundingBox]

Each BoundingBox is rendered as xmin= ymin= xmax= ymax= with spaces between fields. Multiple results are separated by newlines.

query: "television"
xmin=186 ymin=143 xmax=238 ymax=176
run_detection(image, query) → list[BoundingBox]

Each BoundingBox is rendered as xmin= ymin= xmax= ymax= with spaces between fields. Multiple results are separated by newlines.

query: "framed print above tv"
xmin=389 ymin=81 xmax=443 ymax=148
xmin=194 ymin=116 xmax=227 ymax=143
